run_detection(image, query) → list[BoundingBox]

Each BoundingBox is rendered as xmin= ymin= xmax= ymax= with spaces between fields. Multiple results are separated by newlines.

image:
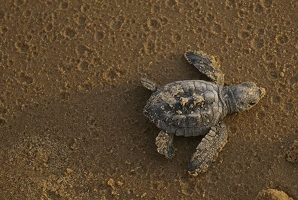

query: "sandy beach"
xmin=0 ymin=0 xmax=297 ymax=199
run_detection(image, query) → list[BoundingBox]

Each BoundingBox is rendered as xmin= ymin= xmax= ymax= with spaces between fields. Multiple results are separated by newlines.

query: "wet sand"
xmin=0 ymin=0 xmax=297 ymax=199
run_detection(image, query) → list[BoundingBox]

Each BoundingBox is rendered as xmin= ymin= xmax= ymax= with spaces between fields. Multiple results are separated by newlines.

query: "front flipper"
xmin=155 ymin=131 xmax=176 ymax=159
xmin=184 ymin=51 xmax=224 ymax=86
xmin=188 ymin=123 xmax=228 ymax=176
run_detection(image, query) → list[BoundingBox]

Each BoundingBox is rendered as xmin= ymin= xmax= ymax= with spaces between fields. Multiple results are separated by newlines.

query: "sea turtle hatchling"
xmin=141 ymin=51 xmax=266 ymax=176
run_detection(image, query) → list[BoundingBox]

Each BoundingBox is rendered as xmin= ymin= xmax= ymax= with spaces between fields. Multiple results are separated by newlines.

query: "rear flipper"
xmin=141 ymin=78 xmax=158 ymax=92
xmin=155 ymin=131 xmax=176 ymax=159
xmin=188 ymin=123 xmax=228 ymax=176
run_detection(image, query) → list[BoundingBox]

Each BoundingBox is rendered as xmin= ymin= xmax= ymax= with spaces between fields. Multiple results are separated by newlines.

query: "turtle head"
xmin=224 ymin=82 xmax=266 ymax=113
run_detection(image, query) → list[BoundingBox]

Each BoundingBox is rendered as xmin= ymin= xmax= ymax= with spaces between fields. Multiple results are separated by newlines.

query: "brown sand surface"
xmin=0 ymin=0 xmax=297 ymax=199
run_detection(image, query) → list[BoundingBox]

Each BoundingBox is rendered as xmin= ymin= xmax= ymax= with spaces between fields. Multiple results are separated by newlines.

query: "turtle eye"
xmin=249 ymin=102 xmax=256 ymax=106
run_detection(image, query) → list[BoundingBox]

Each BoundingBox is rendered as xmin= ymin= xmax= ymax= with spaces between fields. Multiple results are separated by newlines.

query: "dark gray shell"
xmin=143 ymin=80 xmax=227 ymax=137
